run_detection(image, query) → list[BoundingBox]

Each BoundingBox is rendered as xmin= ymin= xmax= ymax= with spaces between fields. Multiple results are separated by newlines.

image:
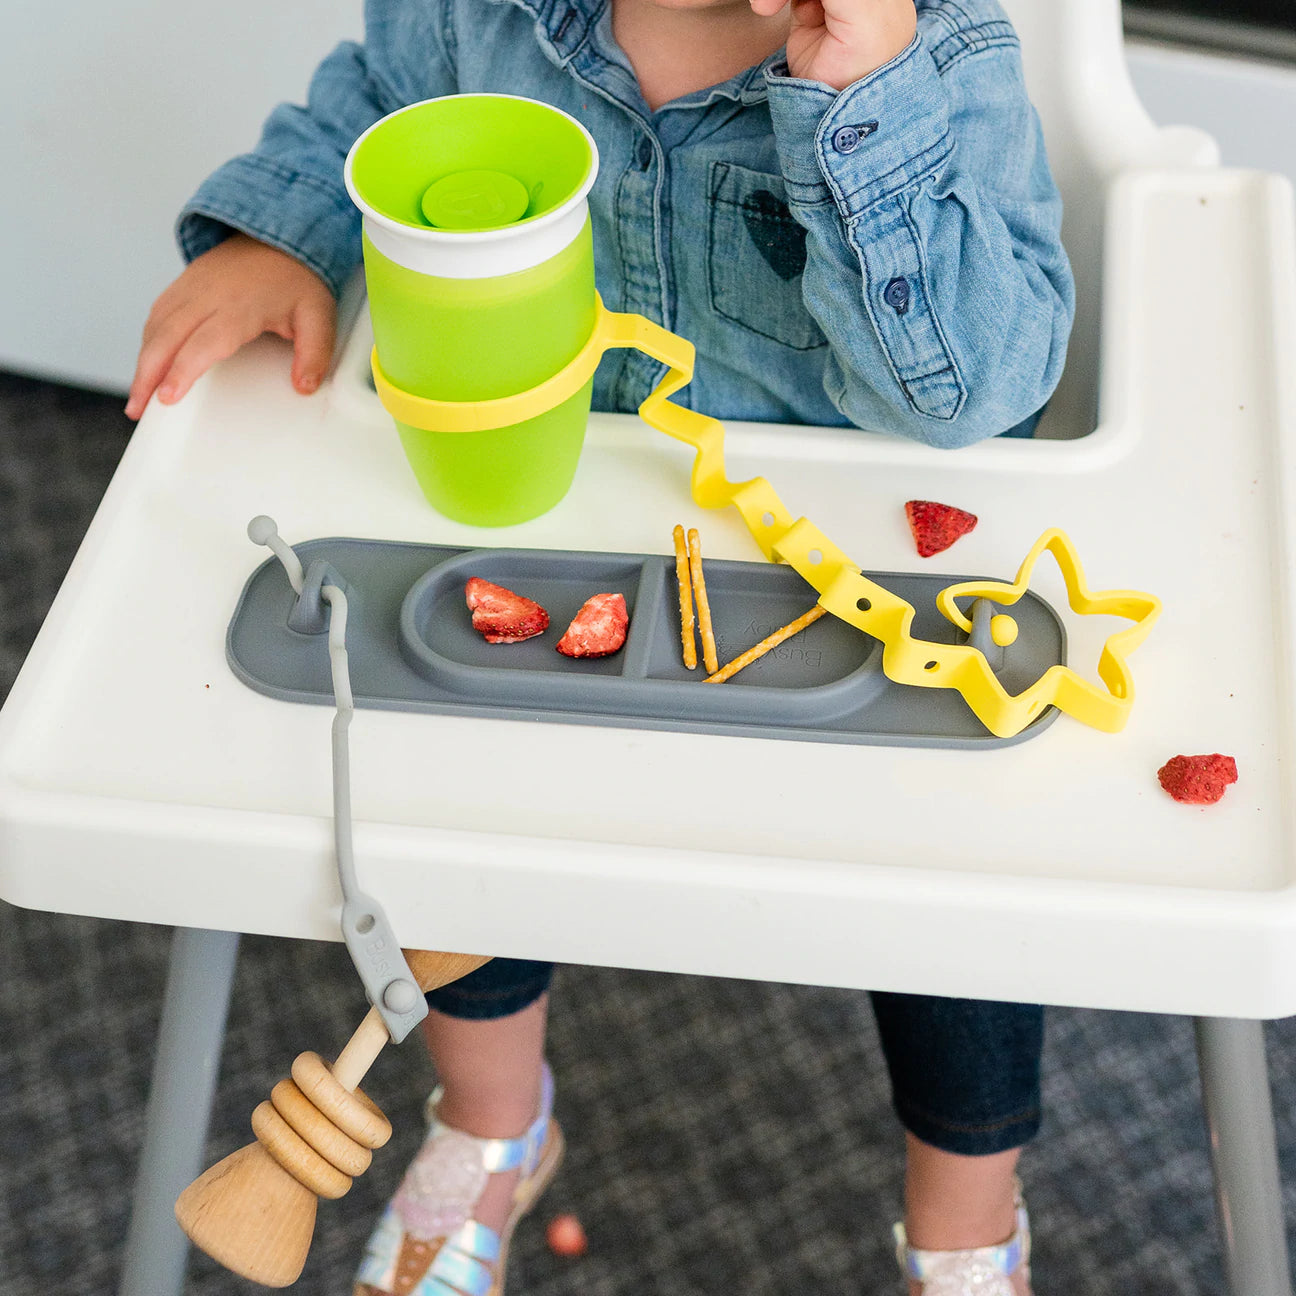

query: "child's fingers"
xmin=288 ymin=299 xmax=337 ymax=395
xmin=787 ymin=0 xmax=827 ymax=32
xmin=748 ymin=0 xmax=789 ymax=14
xmin=125 ymin=307 xmax=216 ymax=419
xmin=141 ymin=274 xmax=198 ymax=331
xmin=126 ymin=352 xmax=165 ymax=420
xmin=153 ymin=313 xmax=259 ymax=407
xmin=126 ymin=238 xmax=334 ymax=418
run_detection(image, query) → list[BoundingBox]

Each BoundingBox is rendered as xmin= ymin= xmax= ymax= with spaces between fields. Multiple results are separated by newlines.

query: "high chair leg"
xmin=1195 ymin=1017 xmax=1292 ymax=1296
xmin=119 ymin=927 xmax=241 ymax=1296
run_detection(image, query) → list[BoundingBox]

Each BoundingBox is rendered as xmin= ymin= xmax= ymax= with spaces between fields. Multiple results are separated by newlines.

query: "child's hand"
xmin=750 ymin=0 xmax=917 ymax=92
xmin=126 ymin=233 xmax=336 ymax=420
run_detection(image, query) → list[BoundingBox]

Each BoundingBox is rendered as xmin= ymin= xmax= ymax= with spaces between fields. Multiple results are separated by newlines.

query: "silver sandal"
xmin=893 ymin=1185 xmax=1031 ymax=1295
xmin=354 ymin=1065 xmax=563 ymax=1296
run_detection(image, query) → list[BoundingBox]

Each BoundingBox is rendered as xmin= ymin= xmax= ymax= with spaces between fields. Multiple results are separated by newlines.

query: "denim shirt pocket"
xmin=707 ymin=161 xmax=827 ymax=352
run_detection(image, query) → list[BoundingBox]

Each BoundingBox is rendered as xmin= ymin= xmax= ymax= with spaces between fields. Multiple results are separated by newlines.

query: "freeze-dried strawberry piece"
xmin=556 ymin=592 xmax=628 ymax=658
xmin=465 ymin=578 xmax=549 ymax=644
xmin=1157 ymin=753 xmax=1238 ymax=805
xmin=904 ymin=499 xmax=978 ymax=558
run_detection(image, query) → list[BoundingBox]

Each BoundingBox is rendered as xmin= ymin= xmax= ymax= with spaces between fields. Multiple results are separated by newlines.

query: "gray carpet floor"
xmin=1 ymin=369 xmax=1294 ymax=1295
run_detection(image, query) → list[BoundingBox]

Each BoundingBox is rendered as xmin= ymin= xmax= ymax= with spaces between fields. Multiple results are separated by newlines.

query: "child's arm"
xmin=760 ymin=0 xmax=1074 ymax=446
xmin=128 ymin=2 xmax=457 ymax=418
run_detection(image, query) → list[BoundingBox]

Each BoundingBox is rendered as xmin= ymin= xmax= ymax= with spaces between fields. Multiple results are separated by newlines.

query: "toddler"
xmin=129 ymin=1 xmax=1074 ymax=1293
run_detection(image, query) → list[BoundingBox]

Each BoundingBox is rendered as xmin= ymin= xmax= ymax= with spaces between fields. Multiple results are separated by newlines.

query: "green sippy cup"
xmin=345 ymin=95 xmax=599 ymax=526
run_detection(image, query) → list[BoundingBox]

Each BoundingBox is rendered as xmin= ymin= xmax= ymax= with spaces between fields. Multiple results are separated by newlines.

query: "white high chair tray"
xmin=1 ymin=169 xmax=1294 ymax=1019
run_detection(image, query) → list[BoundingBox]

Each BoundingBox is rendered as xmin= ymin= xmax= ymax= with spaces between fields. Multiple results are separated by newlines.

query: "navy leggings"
xmin=427 ymin=959 xmax=1042 ymax=1157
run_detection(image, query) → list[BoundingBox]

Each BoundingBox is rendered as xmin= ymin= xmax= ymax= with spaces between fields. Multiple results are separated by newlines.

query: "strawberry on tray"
xmin=905 ymin=499 xmax=978 ymax=558
xmin=1157 ymin=753 xmax=1238 ymax=805
xmin=557 ymin=592 xmax=629 ymax=658
xmin=465 ymin=578 xmax=550 ymax=644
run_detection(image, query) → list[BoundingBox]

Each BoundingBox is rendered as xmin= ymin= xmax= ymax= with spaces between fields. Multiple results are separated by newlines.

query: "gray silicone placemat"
xmin=226 ymin=538 xmax=1065 ymax=748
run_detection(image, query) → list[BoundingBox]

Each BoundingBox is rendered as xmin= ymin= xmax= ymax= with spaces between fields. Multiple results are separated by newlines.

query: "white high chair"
xmin=1003 ymin=0 xmax=1219 ymax=442
xmin=1 ymin=2 xmax=1294 ymax=1294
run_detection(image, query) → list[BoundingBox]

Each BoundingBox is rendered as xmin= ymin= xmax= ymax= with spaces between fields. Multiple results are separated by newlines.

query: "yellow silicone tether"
xmin=371 ymin=298 xmax=1161 ymax=737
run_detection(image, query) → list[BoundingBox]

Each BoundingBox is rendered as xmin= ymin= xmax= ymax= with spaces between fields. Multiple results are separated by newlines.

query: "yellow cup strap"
xmin=370 ymin=295 xmax=684 ymax=434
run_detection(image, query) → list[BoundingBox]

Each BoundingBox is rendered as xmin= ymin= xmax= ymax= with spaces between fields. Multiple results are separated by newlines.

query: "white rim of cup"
xmin=344 ymin=93 xmax=600 ymax=280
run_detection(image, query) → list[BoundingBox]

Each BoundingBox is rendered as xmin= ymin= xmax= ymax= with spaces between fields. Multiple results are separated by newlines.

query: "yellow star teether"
xmin=933 ymin=529 xmax=1162 ymax=734
xmin=373 ymin=297 xmax=1162 ymax=738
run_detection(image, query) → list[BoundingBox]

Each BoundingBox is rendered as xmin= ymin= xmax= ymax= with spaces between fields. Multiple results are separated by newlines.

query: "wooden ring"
xmin=291 ymin=1051 xmax=393 ymax=1150
xmin=250 ymin=1100 xmax=352 ymax=1200
xmin=270 ymin=1079 xmax=373 ymax=1177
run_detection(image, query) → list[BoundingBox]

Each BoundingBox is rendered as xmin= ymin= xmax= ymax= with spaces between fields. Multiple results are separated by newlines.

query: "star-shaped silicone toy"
xmin=933 ymin=528 xmax=1162 ymax=735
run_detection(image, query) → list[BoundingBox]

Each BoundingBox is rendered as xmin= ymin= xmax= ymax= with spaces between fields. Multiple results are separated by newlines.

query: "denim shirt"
xmin=178 ymin=0 xmax=1074 ymax=446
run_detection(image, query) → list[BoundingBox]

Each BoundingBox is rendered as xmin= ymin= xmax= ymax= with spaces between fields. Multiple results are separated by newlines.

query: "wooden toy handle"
xmin=174 ymin=949 xmax=491 ymax=1288
xmin=332 ymin=950 xmax=491 ymax=1088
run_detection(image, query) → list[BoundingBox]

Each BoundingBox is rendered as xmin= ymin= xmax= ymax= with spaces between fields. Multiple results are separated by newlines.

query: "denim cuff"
xmin=894 ymin=1096 xmax=1042 ymax=1158
xmin=175 ymin=153 xmax=362 ymax=298
xmin=766 ymin=34 xmax=952 ymax=217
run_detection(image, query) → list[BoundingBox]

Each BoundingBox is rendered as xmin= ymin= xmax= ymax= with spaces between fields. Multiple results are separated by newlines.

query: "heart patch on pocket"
xmin=708 ymin=161 xmax=826 ymax=350
xmin=742 ymin=190 xmax=808 ymax=281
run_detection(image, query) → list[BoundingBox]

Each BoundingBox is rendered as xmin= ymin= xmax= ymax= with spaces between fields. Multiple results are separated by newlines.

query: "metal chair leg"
xmin=1194 ymin=1016 xmax=1292 ymax=1296
xmin=118 ymin=927 xmax=240 ymax=1296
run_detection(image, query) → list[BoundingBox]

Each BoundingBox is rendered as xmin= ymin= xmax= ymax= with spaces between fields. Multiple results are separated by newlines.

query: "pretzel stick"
xmin=673 ymin=525 xmax=697 ymax=669
xmin=686 ymin=528 xmax=719 ymax=675
xmin=705 ymin=606 xmax=827 ymax=684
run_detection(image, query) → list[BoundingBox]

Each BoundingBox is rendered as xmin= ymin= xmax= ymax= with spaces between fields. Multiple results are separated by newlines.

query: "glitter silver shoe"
xmin=893 ymin=1185 xmax=1030 ymax=1296
xmin=354 ymin=1065 xmax=563 ymax=1296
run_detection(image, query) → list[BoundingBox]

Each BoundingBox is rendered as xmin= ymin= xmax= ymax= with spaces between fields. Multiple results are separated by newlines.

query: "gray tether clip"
xmin=246 ymin=516 xmax=427 ymax=1044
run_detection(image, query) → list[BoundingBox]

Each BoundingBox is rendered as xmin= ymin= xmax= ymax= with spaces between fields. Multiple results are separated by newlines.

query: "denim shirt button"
xmin=884 ymin=277 xmax=911 ymax=314
xmin=831 ymin=125 xmax=861 ymax=154
xmin=636 ymin=135 xmax=653 ymax=169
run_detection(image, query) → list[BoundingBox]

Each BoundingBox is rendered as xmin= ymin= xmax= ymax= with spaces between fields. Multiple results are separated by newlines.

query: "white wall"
xmin=1127 ymin=40 xmax=1296 ymax=191
xmin=0 ymin=2 xmax=361 ymax=393
xmin=2 ymin=12 xmax=1295 ymax=394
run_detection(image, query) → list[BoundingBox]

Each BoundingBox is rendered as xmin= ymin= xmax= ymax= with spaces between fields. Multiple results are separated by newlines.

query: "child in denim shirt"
xmin=129 ymin=1 xmax=1072 ymax=1292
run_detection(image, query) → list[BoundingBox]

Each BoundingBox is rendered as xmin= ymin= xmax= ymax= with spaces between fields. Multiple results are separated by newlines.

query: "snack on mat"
xmin=686 ymin=528 xmax=719 ymax=674
xmin=464 ymin=578 xmax=550 ymax=644
xmin=673 ymin=524 xmax=697 ymax=670
xmin=904 ymin=499 xmax=978 ymax=558
xmin=546 ymin=1214 xmax=588 ymax=1258
xmin=706 ymin=606 xmax=826 ymax=684
xmin=556 ymin=593 xmax=628 ymax=658
xmin=1157 ymin=753 xmax=1238 ymax=805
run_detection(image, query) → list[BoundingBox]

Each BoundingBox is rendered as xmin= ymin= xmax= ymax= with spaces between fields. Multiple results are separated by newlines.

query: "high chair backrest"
xmin=995 ymin=0 xmax=1217 ymax=437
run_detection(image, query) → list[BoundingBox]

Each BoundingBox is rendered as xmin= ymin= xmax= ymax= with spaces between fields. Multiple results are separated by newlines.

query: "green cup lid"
xmin=420 ymin=169 xmax=530 ymax=230
xmin=348 ymin=96 xmax=596 ymax=235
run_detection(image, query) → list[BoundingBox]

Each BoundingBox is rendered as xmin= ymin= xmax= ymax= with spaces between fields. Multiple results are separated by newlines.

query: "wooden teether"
xmin=175 ymin=949 xmax=490 ymax=1287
